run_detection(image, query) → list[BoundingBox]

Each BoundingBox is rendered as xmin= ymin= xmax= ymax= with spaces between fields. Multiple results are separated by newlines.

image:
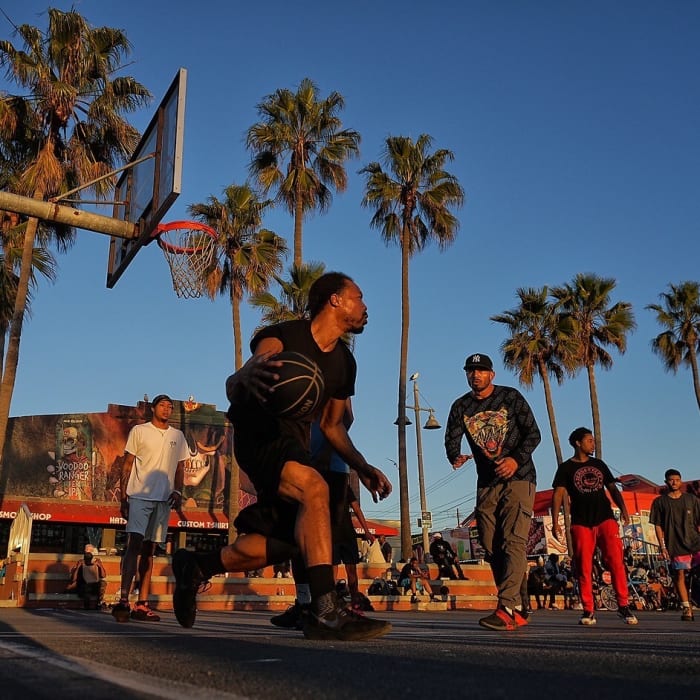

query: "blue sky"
xmin=2 ymin=1 xmax=699 ymax=531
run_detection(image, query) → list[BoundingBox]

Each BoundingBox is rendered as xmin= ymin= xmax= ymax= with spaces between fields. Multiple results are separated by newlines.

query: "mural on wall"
xmin=0 ymin=400 xmax=256 ymax=514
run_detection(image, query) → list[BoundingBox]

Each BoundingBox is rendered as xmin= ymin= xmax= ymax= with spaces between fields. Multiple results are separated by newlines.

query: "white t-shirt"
xmin=124 ymin=422 xmax=189 ymax=501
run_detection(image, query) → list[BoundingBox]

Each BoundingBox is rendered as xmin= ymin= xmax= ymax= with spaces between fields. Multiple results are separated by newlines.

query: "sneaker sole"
xmin=172 ymin=550 xmax=200 ymax=629
xmin=303 ymin=620 xmax=392 ymax=641
xmin=173 ymin=588 xmax=196 ymax=628
xmin=270 ymin=620 xmax=299 ymax=629
xmin=478 ymin=619 xmax=517 ymax=631
xmin=131 ymin=613 xmax=161 ymax=622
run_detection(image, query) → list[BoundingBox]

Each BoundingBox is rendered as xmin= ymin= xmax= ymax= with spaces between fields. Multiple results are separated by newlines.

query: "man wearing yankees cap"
xmin=445 ymin=353 xmax=541 ymax=631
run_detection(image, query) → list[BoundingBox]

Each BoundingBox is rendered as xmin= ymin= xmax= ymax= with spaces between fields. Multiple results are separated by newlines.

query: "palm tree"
xmin=188 ymin=183 xmax=287 ymax=540
xmin=0 ymin=8 xmax=150 ymax=462
xmin=0 ymin=212 xmax=58 ymax=376
xmin=646 ymin=281 xmax=700 ymax=413
xmin=491 ymin=287 xmax=575 ymax=466
xmin=551 ymin=273 xmax=636 ymax=458
xmin=492 ymin=287 xmax=578 ymax=554
xmin=360 ymin=134 xmax=464 ymax=560
xmin=246 ymin=78 xmax=360 ymax=267
xmin=249 ymin=261 xmax=326 ymax=331
xmin=188 ymin=183 xmax=288 ymax=369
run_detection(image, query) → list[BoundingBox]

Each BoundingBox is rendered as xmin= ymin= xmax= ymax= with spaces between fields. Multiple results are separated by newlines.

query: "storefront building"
xmin=0 ymin=398 xmax=258 ymax=555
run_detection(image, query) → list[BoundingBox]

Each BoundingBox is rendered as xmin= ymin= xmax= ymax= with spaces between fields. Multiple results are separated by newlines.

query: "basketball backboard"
xmin=106 ymin=68 xmax=187 ymax=288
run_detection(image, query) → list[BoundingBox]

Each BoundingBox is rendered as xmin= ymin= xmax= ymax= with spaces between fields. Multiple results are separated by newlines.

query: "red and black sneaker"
xmin=478 ymin=607 xmax=519 ymax=631
xmin=130 ymin=602 xmax=161 ymax=622
xmin=512 ymin=608 xmax=530 ymax=626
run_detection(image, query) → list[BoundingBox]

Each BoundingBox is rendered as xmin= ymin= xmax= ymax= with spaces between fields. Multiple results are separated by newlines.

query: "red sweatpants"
xmin=571 ymin=518 xmax=628 ymax=613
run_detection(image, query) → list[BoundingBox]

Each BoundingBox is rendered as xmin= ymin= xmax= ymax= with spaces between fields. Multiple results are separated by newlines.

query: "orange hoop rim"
xmin=155 ymin=220 xmax=218 ymax=254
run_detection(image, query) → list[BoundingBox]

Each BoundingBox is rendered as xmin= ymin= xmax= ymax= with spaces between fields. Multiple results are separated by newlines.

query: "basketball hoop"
xmin=156 ymin=221 xmax=219 ymax=299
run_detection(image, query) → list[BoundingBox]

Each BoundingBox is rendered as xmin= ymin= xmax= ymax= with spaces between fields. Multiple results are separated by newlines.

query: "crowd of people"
xmin=97 ymin=271 xmax=697 ymax=640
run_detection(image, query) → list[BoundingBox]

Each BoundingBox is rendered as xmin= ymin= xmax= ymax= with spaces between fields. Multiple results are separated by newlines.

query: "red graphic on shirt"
xmin=573 ymin=466 xmax=604 ymax=493
xmin=463 ymin=408 xmax=509 ymax=459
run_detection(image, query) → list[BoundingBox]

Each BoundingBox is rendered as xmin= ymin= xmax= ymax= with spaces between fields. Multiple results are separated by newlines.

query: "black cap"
xmin=464 ymin=353 xmax=493 ymax=371
xmin=151 ymin=394 xmax=173 ymax=408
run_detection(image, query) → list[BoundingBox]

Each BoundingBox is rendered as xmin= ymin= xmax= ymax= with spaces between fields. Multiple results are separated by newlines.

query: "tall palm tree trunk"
xmin=537 ymin=359 xmax=573 ymax=555
xmin=538 ymin=361 xmax=564 ymax=465
xmin=688 ymin=346 xmax=700 ymax=412
xmin=587 ymin=364 xmax=603 ymax=458
xmin=293 ymin=188 xmax=303 ymax=268
xmin=0 ymin=209 xmax=40 ymax=463
xmin=227 ymin=289 xmax=243 ymax=543
xmin=397 ymin=226 xmax=412 ymax=561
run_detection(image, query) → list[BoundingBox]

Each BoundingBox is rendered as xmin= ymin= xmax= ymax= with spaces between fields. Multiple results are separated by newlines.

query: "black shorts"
xmin=233 ymin=498 xmax=299 ymax=547
xmin=333 ymin=539 xmax=360 ymax=566
xmin=234 ymin=432 xmax=310 ymax=499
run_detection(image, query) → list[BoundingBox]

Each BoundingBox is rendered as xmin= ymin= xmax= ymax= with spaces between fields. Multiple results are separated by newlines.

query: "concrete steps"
xmin=15 ymin=552 xmax=508 ymax=612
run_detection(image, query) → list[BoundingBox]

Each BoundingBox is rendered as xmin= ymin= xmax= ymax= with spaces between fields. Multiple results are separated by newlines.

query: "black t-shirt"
xmin=429 ymin=539 xmax=454 ymax=564
xmin=380 ymin=541 xmax=392 ymax=562
xmin=552 ymin=457 xmax=616 ymax=527
xmin=228 ymin=320 xmax=356 ymax=451
xmin=400 ymin=562 xmax=418 ymax=580
xmin=649 ymin=493 xmax=700 ymax=557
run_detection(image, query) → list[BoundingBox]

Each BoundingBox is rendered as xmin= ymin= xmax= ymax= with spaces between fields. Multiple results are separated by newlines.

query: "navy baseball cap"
xmin=464 ymin=353 xmax=493 ymax=371
xmin=151 ymin=394 xmax=173 ymax=408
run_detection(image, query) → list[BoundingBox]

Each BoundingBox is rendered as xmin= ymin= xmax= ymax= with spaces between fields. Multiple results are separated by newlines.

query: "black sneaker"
xmin=270 ymin=600 xmax=309 ymax=630
xmin=617 ymin=606 xmax=638 ymax=625
xmin=111 ymin=601 xmax=130 ymax=623
xmin=172 ymin=548 xmax=207 ymax=629
xmin=303 ymin=593 xmax=391 ymax=641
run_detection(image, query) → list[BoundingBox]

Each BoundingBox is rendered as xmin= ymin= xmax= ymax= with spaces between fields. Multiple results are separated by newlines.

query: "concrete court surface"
xmin=0 ymin=607 xmax=697 ymax=699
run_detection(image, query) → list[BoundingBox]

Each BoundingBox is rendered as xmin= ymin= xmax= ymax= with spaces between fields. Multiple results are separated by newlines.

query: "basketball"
xmin=265 ymin=351 xmax=325 ymax=419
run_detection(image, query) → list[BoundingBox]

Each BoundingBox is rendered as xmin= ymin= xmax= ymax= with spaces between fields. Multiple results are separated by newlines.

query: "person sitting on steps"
xmin=399 ymin=557 xmax=436 ymax=603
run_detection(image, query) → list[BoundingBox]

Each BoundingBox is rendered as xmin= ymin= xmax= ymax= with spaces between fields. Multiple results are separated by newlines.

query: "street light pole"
xmin=411 ymin=378 xmax=430 ymax=558
xmin=405 ymin=373 xmax=441 ymax=561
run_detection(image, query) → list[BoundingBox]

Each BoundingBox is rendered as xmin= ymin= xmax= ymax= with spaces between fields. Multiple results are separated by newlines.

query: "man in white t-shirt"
xmin=112 ymin=394 xmax=188 ymax=623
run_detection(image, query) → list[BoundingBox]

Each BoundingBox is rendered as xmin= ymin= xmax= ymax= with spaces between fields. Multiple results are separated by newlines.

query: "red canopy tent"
xmin=351 ymin=517 xmax=398 ymax=537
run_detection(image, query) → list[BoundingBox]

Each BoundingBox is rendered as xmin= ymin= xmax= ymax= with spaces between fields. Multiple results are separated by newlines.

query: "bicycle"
xmin=594 ymin=570 xmax=648 ymax=612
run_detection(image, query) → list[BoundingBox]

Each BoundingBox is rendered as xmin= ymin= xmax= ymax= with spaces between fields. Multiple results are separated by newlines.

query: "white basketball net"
xmin=157 ymin=223 xmax=219 ymax=299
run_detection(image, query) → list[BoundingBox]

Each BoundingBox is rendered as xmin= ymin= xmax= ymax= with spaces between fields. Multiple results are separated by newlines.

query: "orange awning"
xmin=351 ymin=516 xmax=398 ymax=537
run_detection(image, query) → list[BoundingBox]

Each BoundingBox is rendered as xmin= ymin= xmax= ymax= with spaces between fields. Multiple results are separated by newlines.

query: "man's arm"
xmin=494 ymin=391 xmax=541 ymax=479
xmin=653 ymin=524 xmax=668 ymax=559
xmin=508 ymin=391 xmax=542 ymax=466
xmin=349 ymin=496 xmax=375 ymax=544
xmin=169 ymin=459 xmax=186 ymax=509
xmin=551 ymin=486 xmax=567 ymax=541
xmin=119 ymin=452 xmax=135 ymax=520
xmin=606 ymin=482 xmax=630 ymax=525
xmin=444 ymin=400 xmax=473 ymax=469
xmin=320 ymin=397 xmax=391 ymax=502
